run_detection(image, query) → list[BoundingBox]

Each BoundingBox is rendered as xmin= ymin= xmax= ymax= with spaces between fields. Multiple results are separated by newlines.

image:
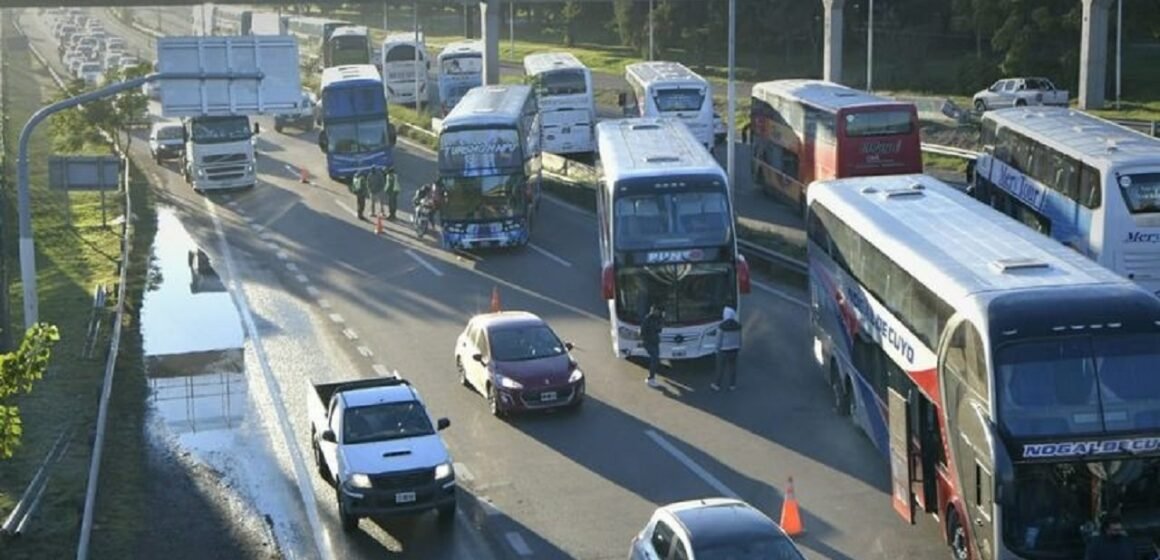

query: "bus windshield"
xmin=441 ymin=56 xmax=481 ymax=76
xmin=843 ymin=110 xmax=913 ymax=137
xmin=616 ymin=262 xmax=736 ymax=326
xmin=322 ymin=85 xmax=384 ymax=120
xmin=440 ymin=174 xmax=525 ymax=221
xmin=653 ymin=88 xmax=705 ymax=112
xmin=190 ymin=117 xmax=251 ymax=144
xmin=385 ymin=44 xmax=422 ymax=63
xmin=326 ymin=120 xmax=387 ymax=154
xmin=614 ymin=190 xmax=731 ymax=251
xmin=328 ymin=36 xmax=369 ymax=66
xmin=1118 ymin=172 xmax=1160 ymax=214
xmin=439 ymin=129 xmax=522 ymax=174
xmin=539 ymin=69 xmax=587 ymax=97
xmin=996 ymin=333 xmax=1160 ymax=438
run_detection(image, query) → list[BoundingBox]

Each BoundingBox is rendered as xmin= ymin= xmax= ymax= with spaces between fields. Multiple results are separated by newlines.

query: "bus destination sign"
xmin=639 ymin=248 xmax=717 ymax=265
xmin=1022 ymin=436 xmax=1160 ymax=459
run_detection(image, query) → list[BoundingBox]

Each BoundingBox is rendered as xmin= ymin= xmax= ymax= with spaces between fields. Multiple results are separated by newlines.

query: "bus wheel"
xmin=947 ymin=509 xmax=969 ymax=560
xmin=830 ymin=363 xmax=850 ymax=417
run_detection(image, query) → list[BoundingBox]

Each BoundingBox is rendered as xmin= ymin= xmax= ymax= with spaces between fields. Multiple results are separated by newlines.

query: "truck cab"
xmin=181 ymin=115 xmax=258 ymax=192
xmin=308 ymin=377 xmax=456 ymax=532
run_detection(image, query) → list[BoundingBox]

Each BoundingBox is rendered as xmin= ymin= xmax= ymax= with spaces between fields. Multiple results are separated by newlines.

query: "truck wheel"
xmin=437 ymin=501 xmax=456 ymax=528
xmin=973 ymin=99 xmax=986 ymax=113
xmin=337 ymin=487 xmax=358 ymax=532
xmin=947 ymin=509 xmax=969 ymax=560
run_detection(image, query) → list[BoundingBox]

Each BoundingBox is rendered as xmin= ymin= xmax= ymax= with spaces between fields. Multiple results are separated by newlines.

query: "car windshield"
xmin=189 ymin=117 xmax=251 ymax=144
xmin=614 ymin=190 xmax=732 ymax=251
xmin=843 ymin=110 xmax=913 ymax=137
xmin=441 ymin=55 xmax=481 ymax=76
xmin=996 ymin=333 xmax=1160 ymax=438
xmin=488 ymin=324 xmax=566 ymax=362
xmin=616 ymin=262 xmax=737 ymax=325
xmin=326 ymin=120 xmax=388 ymax=154
xmin=653 ymin=87 xmax=705 ymax=112
xmin=440 ymin=174 xmax=525 ymax=221
xmin=156 ymin=126 xmax=183 ymax=140
xmin=694 ymin=536 xmax=806 ymax=560
xmin=1117 ymin=172 xmax=1160 ymax=214
xmin=343 ymin=401 xmax=434 ymax=445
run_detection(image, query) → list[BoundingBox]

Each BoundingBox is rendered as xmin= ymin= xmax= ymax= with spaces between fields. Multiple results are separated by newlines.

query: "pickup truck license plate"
xmin=541 ymin=391 xmax=557 ymax=402
xmin=395 ymin=492 xmax=416 ymax=504
xmin=671 ymin=347 xmax=687 ymax=358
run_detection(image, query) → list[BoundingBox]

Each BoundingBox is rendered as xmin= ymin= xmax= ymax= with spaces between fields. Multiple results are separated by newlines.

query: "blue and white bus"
xmin=808 ymin=173 xmax=1160 ymax=560
xmin=973 ymin=107 xmax=1160 ymax=298
xmin=325 ymin=25 xmax=371 ymax=68
xmin=436 ymin=85 xmax=541 ymax=250
xmin=316 ymin=64 xmax=396 ymax=183
xmin=523 ymin=52 xmax=596 ymax=156
xmin=436 ymin=40 xmax=482 ymax=117
xmin=596 ymin=118 xmax=750 ymax=360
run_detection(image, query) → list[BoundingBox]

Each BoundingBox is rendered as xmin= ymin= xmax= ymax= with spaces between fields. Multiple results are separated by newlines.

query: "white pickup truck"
xmin=308 ymin=376 xmax=457 ymax=532
xmin=972 ymin=77 xmax=1069 ymax=112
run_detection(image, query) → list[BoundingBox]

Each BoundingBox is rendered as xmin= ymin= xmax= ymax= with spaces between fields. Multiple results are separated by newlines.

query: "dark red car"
xmin=454 ymin=311 xmax=585 ymax=417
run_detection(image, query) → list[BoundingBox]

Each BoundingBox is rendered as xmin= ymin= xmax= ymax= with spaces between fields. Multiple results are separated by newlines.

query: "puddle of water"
xmin=142 ymin=206 xmax=248 ymax=442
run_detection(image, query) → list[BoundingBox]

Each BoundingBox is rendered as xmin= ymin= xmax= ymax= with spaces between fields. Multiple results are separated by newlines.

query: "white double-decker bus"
xmin=596 ymin=118 xmax=750 ymax=360
xmin=973 ymin=107 xmax=1160 ymax=298
xmin=808 ymin=173 xmax=1160 ymax=560
xmin=622 ymin=61 xmax=714 ymax=148
xmin=523 ymin=52 xmax=595 ymax=156
xmin=380 ymin=33 xmax=429 ymax=105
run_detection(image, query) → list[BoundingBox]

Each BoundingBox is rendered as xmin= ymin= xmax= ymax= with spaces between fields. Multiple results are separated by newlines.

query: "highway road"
xmin=37 ymin=9 xmax=950 ymax=559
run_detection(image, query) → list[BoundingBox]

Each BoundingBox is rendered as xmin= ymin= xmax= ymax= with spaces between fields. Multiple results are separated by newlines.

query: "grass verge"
xmin=390 ymin=103 xmax=439 ymax=150
xmin=0 ymin=18 xmax=156 ymax=559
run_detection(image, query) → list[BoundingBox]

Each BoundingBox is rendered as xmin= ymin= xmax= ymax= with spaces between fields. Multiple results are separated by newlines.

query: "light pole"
xmin=726 ymin=0 xmax=736 ymax=200
xmin=648 ymin=0 xmax=654 ymax=61
xmin=414 ymin=0 xmax=421 ymax=112
xmin=866 ymin=0 xmax=874 ymax=91
xmin=509 ymin=1 xmax=515 ymax=56
xmin=1116 ymin=0 xmax=1122 ymax=109
xmin=383 ymin=0 xmax=388 ymax=32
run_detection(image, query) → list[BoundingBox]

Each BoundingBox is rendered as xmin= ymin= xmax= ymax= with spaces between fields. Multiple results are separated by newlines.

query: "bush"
xmin=954 ymin=56 xmax=1003 ymax=94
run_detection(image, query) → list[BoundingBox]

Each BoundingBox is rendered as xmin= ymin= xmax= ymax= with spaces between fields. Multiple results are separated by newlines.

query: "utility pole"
xmin=414 ymin=0 xmax=421 ymax=112
xmin=866 ymin=0 xmax=874 ymax=91
xmin=648 ymin=0 xmax=655 ymax=61
xmin=383 ymin=0 xmax=388 ymax=32
xmin=727 ymin=0 xmax=736 ymax=201
xmin=1116 ymin=0 xmax=1123 ymax=109
xmin=509 ymin=1 xmax=515 ymax=56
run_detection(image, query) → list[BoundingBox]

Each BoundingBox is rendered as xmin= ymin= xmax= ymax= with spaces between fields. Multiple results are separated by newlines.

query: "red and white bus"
xmin=748 ymin=79 xmax=923 ymax=214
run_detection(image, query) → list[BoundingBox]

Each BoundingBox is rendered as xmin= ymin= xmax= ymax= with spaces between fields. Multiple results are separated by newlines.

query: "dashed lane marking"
xmin=752 ymin=280 xmax=809 ymax=308
xmin=505 ymin=532 xmax=533 ymax=557
xmin=528 ymin=243 xmax=572 ymax=267
xmin=318 ymin=299 xmax=332 ymax=310
xmin=645 ymin=429 xmax=739 ymax=499
xmin=328 ymin=313 xmax=344 ymax=324
xmin=405 ymin=249 xmax=444 ymax=277
xmin=295 ymin=273 xmax=309 ymax=284
xmin=342 ymin=328 xmax=358 ymax=341
xmin=275 ymin=249 xmax=289 ymax=260
xmin=357 ymin=346 xmax=373 ymax=358
xmin=372 ymin=364 xmax=390 ymax=377
xmin=285 ymin=262 xmax=299 ymax=273
xmin=305 ymin=286 xmax=320 ymax=298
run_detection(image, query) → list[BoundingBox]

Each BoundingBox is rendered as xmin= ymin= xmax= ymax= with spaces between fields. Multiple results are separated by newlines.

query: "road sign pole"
xmin=727 ymin=0 xmax=736 ymax=199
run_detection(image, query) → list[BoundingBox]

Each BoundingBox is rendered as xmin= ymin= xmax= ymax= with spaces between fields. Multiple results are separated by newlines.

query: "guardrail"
xmin=12 ymin=16 xmax=136 ymax=559
xmin=921 ymin=142 xmax=979 ymax=160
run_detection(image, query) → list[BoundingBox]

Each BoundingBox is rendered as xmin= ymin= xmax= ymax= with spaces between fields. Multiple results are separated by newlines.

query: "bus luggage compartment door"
xmin=888 ymin=388 xmax=916 ymax=524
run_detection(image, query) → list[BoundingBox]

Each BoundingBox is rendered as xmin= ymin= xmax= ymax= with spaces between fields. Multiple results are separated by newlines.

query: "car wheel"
xmin=456 ymin=356 xmax=468 ymax=388
xmin=973 ymin=99 xmax=986 ymax=113
xmin=337 ymin=486 xmax=358 ymax=532
xmin=947 ymin=509 xmax=969 ymax=560
xmin=487 ymin=383 xmax=504 ymax=418
xmin=437 ymin=501 xmax=456 ymax=528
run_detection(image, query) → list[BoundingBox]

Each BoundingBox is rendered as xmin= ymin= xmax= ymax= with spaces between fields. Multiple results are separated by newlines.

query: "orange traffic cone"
xmin=489 ymin=286 xmax=501 ymax=313
xmin=298 ymin=166 xmax=310 ymax=184
xmin=375 ymin=213 xmax=384 ymax=235
xmin=780 ymin=476 xmax=805 ymax=537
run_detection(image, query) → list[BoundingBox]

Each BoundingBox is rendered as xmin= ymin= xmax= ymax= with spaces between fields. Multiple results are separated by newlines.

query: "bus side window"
xmin=1079 ymin=164 xmax=1101 ymax=209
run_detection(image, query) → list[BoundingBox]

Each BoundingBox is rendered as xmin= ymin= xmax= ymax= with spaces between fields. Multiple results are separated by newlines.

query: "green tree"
xmin=612 ymin=0 xmax=641 ymax=49
xmin=0 ymin=324 xmax=61 ymax=459
xmin=560 ymin=1 xmax=582 ymax=47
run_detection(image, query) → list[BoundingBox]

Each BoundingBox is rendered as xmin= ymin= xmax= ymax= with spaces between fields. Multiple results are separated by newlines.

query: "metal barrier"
xmin=921 ymin=143 xmax=979 ymax=160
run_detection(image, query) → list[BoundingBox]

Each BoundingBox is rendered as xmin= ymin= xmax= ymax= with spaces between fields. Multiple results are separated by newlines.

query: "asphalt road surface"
xmin=40 ymin=8 xmax=954 ymax=559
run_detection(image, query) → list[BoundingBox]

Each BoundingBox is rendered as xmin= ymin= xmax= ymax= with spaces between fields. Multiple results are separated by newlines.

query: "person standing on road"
xmin=641 ymin=304 xmax=664 ymax=388
xmin=710 ymin=306 xmax=742 ymax=391
xmin=351 ymin=168 xmax=370 ymax=221
xmin=1084 ymin=514 xmax=1135 ymax=560
xmin=367 ymin=165 xmax=387 ymax=218
xmin=385 ymin=166 xmax=401 ymax=220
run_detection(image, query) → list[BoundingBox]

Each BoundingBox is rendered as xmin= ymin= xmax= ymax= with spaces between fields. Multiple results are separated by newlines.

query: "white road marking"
xmin=333 ymin=198 xmax=357 ymax=218
xmin=542 ymin=193 xmax=595 ymax=219
xmin=645 ymin=429 xmax=739 ymax=499
xmin=506 ymin=532 xmax=533 ymax=557
xmin=357 ymin=346 xmax=373 ymax=358
xmin=372 ymin=364 xmax=390 ymax=377
xmin=251 ymin=223 xmax=265 ymax=234
xmin=342 ymin=328 xmax=358 ymax=341
xmin=295 ymin=273 xmax=309 ymax=284
xmin=328 ymin=313 xmax=345 ymax=324
xmin=305 ymin=286 xmax=320 ymax=298
xmin=318 ymin=299 xmax=332 ymax=310
xmin=259 ymin=231 xmax=277 ymax=242
xmin=752 ymin=280 xmax=809 ymax=308
xmin=203 ymin=198 xmax=335 ymax=560
xmin=285 ymin=262 xmax=299 ymax=273
xmin=405 ymin=249 xmax=444 ymax=276
xmin=275 ymin=250 xmax=289 ymax=261
xmin=453 ymin=462 xmax=475 ymax=483
xmin=528 ymin=243 xmax=572 ymax=267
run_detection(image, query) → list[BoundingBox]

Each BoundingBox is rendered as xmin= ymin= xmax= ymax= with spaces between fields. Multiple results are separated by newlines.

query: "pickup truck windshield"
xmin=343 ymin=401 xmax=434 ymax=445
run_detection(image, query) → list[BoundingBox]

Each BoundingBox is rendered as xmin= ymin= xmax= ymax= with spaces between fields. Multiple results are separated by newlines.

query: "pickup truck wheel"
xmin=337 ymin=487 xmax=358 ymax=532
xmin=973 ymin=99 xmax=986 ymax=113
xmin=437 ymin=501 xmax=456 ymax=528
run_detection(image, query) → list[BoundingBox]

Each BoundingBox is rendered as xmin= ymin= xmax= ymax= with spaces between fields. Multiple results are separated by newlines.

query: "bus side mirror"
xmin=317 ymin=131 xmax=327 ymax=152
xmin=252 ymin=122 xmax=261 ymax=135
xmin=738 ymin=255 xmax=751 ymax=295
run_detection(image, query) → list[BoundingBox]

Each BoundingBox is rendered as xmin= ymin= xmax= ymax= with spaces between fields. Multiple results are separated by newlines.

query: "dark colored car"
xmin=454 ymin=311 xmax=585 ymax=417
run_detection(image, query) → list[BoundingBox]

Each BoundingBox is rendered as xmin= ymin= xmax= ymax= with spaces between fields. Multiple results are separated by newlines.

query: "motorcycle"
xmin=413 ymin=200 xmax=433 ymax=239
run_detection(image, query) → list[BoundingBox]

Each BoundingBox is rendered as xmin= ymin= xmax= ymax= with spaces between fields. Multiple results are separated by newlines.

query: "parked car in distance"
xmin=972 ymin=77 xmax=1069 ymax=112
xmin=274 ymin=90 xmax=317 ymax=133
xmin=307 ymin=376 xmax=457 ymax=532
xmin=454 ymin=311 xmax=585 ymax=417
xmin=149 ymin=121 xmax=185 ymax=162
xmin=629 ymin=498 xmax=806 ymax=560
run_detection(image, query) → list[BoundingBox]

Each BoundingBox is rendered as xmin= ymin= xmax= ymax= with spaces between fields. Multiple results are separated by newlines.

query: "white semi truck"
xmin=181 ymin=115 xmax=259 ymax=192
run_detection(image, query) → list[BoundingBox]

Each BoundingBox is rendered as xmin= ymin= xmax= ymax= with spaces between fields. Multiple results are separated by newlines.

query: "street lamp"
xmin=726 ymin=0 xmax=736 ymax=198
xmin=866 ymin=0 xmax=874 ymax=91
xmin=649 ymin=0 xmax=654 ymax=61
xmin=1116 ymin=0 xmax=1123 ymax=109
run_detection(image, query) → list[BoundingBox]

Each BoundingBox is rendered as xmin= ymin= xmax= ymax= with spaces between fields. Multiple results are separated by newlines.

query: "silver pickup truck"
xmin=308 ymin=376 xmax=456 ymax=532
xmin=972 ymin=77 xmax=1069 ymax=112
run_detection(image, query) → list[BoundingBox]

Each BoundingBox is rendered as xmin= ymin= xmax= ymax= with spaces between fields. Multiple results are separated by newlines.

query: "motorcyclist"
xmin=412 ymin=181 xmax=443 ymax=225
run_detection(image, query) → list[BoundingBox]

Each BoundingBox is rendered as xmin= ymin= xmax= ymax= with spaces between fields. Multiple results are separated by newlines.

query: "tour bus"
xmin=523 ymin=52 xmax=596 ymax=156
xmin=973 ymin=107 xmax=1160 ymax=299
xmin=196 ymin=5 xmax=285 ymax=36
xmin=436 ymin=40 xmax=483 ymax=117
xmin=808 ymin=173 xmax=1160 ymax=560
xmin=622 ymin=61 xmax=714 ymax=148
xmin=749 ymin=79 xmax=923 ymax=214
xmin=286 ymin=16 xmax=351 ymax=68
xmin=324 ymin=25 xmax=371 ymax=68
xmin=380 ymin=33 xmax=429 ymax=105
xmin=316 ymin=65 xmax=396 ymax=183
xmin=436 ymin=85 xmax=541 ymax=250
xmin=596 ymin=118 xmax=751 ymax=360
